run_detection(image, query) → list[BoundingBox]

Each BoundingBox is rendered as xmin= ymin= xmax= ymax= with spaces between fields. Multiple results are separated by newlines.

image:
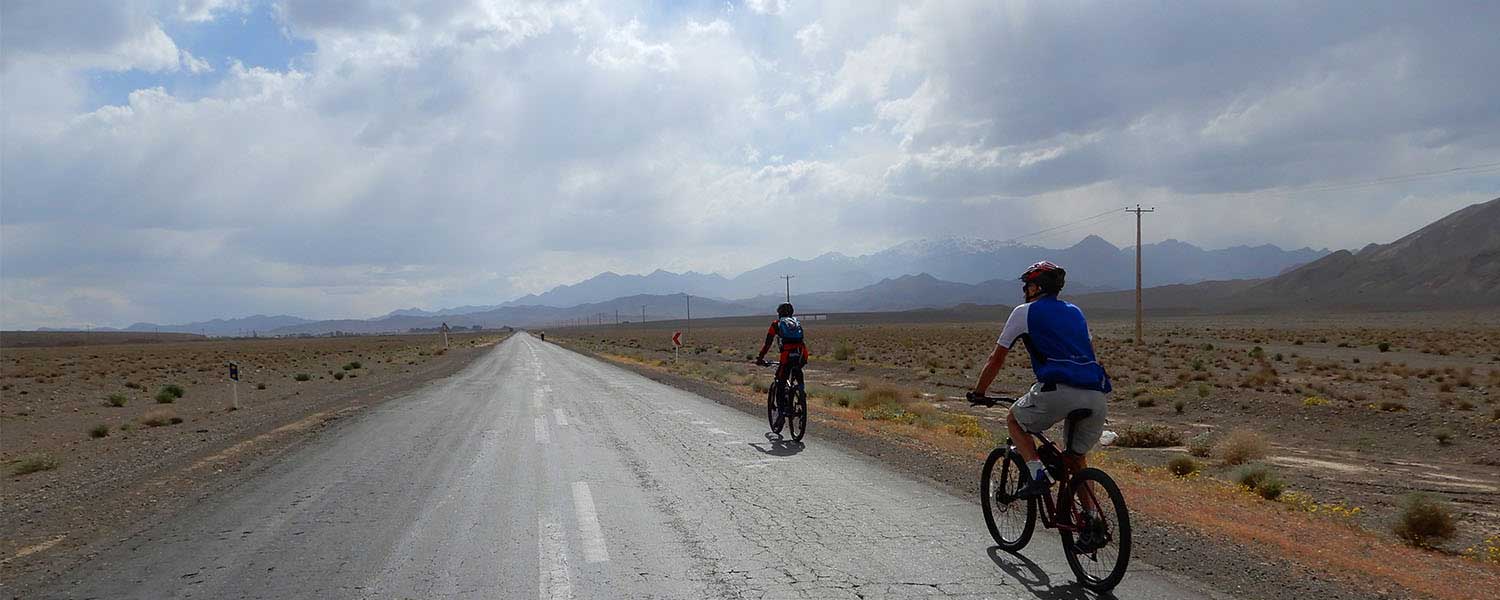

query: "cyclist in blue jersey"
xmin=968 ymin=261 xmax=1111 ymax=498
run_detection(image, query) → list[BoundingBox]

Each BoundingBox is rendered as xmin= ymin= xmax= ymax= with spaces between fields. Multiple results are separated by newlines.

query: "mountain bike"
xmin=758 ymin=355 xmax=807 ymax=442
xmin=975 ymin=396 xmax=1131 ymax=591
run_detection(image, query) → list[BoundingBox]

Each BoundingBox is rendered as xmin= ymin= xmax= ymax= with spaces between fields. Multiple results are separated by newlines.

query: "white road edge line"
xmin=571 ymin=482 xmax=610 ymax=563
xmin=554 ymin=408 xmax=569 ymax=426
xmin=538 ymin=516 xmax=574 ymax=600
xmin=535 ymin=417 xmax=550 ymax=444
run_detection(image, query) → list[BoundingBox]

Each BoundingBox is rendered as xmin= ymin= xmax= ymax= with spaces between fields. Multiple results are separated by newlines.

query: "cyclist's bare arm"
xmin=755 ymin=324 xmax=775 ymax=361
xmin=971 ymin=344 xmax=1009 ymax=396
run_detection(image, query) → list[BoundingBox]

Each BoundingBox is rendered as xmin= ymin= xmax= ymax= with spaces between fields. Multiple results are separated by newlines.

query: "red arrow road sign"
xmin=672 ymin=331 xmax=682 ymax=347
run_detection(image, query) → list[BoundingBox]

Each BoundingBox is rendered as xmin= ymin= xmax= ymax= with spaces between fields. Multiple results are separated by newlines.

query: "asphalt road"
xmin=38 ymin=334 xmax=1221 ymax=599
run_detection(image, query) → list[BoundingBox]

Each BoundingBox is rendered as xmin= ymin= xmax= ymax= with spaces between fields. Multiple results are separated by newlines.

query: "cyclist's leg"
xmin=1008 ymin=382 xmax=1061 ymax=463
xmin=1007 ymin=413 xmax=1041 ymax=463
xmin=1063 ymin=453 xmax=1106 ymax=517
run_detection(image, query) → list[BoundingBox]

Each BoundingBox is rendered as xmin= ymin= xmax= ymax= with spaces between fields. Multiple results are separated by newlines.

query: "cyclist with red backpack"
xmin=755 ymin=303 xmax=807 ymax=381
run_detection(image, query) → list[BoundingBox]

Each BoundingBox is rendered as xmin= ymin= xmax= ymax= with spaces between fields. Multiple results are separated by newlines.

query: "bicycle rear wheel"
xmin=1061 ymin=468 xmax=1131 ymax=591
xmin=980 ymin=445 xmax=1036 ymax=551
xmin=766 ymin=381 xmax=785 ymax=433
xmin=787 ymin=384 xmax=808 ymax=441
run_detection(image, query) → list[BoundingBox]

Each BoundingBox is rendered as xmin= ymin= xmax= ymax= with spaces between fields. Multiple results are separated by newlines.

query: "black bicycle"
xmin=976 ymin=396 xmax=1131 ymax=591
xmin=758 ymin=355 xmax=807 ymax=442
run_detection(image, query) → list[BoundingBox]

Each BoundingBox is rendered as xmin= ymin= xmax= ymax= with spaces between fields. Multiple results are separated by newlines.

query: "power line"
xmin=995 ymin=208 xmax=1123 ymax=245
xmin=1026 ymin=212 xmax=1128 ymax=245
xmin=1027 ymin=159 xmax=1500 ymax=244
xmin=1256 ymin=160 xmax=1500 ymax=197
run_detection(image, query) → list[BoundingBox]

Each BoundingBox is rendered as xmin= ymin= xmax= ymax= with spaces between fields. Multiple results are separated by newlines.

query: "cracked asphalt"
xmin=36 ymin=335 xmax=1220 ymax=599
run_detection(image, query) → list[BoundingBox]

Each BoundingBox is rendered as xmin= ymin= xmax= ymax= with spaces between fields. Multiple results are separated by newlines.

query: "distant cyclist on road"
xmin=968 ymin=261 xmax=1111 ymax=498
xmin=755 ymin=303 xmax=808 ymax=382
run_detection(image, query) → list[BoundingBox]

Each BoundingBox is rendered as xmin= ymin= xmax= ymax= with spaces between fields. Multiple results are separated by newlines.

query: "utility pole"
xmin=1126 ymin=204 xmax=1155 ymax=345
xmin=779 ymin=275 xmax=795 ymax=303
xmin=684 ymin=293 xmax=691 ymax=327
xmin=615 ymin=308 xmax=619 ymax=325
xmin=641 ymin=305 xmax=647 ymax=324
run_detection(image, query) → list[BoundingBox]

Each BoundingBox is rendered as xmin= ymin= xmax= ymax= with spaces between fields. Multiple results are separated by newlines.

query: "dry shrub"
xmin=1115 ymin=424 xmax=1182 ymax=448
xmin=856 ymin=383 xmax=912 ymax=409
xmin=1187 ymin=432 xmax=1214 ymax=457
xmin=1239 ymin=364 xmax=1279 ymax=388
xmin=833 ymin=342 xmax=855 ymax=361
xmin=11 ymin=453 xmax=59 ymax=476
xmin=1167 ymin=456 xmax=1199 ymax=477
xmin=946 ymin=415 xmax=990 ymax=439
xmin=1214 ymin=428 xmax=1268 ymax=465
xmin=1393 ymin=493 xmax=1457 ymax=548
xmin=861 ymin=400 xmax=935 ymax=425
xmin=1232 ymin=463 xmax=1286 ymax=500
xmin=140 ymin=409 xmax=179 ymax=427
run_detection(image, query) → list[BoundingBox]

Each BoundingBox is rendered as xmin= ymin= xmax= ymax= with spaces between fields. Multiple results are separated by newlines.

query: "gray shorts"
xmin=1010 ymin=382 xmax=1108 ymax=454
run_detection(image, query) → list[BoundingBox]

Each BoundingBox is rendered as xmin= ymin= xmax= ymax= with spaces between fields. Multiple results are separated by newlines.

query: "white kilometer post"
xmin=227 ymin=361 xmax=240 ymax=410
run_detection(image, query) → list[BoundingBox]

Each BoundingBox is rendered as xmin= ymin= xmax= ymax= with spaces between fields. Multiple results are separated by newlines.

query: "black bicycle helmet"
xmin=777 ymin=302 xmax=795 ymax=317
xmin=1020 ymin=261 xmax=1066 ymax=294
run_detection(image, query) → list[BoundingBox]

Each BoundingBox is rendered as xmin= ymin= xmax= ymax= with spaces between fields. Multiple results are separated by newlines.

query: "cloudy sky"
xmin=3 ymin=0 xmax=1498 ymax=328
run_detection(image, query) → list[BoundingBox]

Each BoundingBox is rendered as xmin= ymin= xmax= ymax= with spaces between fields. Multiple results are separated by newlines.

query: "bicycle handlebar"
xmin=967 ymin=392 xmax=1016 ymax=406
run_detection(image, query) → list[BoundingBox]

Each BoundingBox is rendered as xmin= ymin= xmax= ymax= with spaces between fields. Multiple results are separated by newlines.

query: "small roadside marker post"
xmin=441 ymin=322 xmax=451 ymax=349
xmin=672 ymin=331 xmax=682 ymax=362
xmin=227 ymin=361 xmax=240 ymax=410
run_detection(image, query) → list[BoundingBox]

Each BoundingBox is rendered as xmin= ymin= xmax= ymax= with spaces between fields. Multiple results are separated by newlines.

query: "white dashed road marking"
xmin=537 ymin=516 xmax=574 ymax=600
xmin=571 ymin=482 xmax=610 ymax=563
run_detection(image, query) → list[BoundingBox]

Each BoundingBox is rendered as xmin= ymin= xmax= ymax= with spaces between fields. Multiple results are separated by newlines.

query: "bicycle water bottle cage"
xmin=1064 ymin=409 xmax=1093 ymax=455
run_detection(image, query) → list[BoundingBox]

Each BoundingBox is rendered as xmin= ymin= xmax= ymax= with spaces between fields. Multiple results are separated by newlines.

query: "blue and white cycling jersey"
xmin=996 ymin=295 xmax=1111 ymax=393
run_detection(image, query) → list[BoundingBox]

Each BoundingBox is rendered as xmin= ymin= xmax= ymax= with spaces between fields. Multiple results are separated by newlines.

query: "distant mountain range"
xmin=493 ymin=236 xmax=1328 ymax=307
xmin=1247 ymin=196 xmax=1499 ymax=306
xmin=1074 ymin=197 xmax=1500 ymax=311
xmin=54 ymin=207 xmax=1499 ymax=338
xmin=111 ymin=315 xmax=313 ymax=337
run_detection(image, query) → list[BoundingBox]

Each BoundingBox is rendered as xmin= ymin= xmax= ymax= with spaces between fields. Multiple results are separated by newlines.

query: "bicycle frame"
xmin=1013 ymin=432 xmax=1100 ymax=534
xmin=762 ymin=361 xmax=805 ymax=392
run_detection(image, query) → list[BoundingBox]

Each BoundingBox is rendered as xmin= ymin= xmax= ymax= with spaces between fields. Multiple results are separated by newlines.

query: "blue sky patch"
xmin=88 ymin=2 xmax=314 ymax=108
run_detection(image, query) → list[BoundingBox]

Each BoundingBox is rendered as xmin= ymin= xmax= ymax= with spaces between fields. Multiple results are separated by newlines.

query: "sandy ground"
xmin=0 ymin=331 xmax=509 ymax=592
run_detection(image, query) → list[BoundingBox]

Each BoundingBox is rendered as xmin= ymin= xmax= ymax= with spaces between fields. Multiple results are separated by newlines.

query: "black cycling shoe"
xmin=1014 ymin=475 xmax=1052 ymax=499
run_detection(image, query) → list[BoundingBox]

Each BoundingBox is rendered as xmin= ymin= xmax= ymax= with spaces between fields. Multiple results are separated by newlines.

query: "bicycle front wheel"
xmin=1061 ymin=468 xmax=1131 ymax=591
xmin=766 ymin=381 xmax=785 ymax=433
xmin=787 ymin=386 xmax=808 ymax=441
xmin=980 ymin=445 xmax=1036 ymax=551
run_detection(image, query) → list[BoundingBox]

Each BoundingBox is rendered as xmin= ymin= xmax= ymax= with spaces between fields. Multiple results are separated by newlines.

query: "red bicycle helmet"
xmin=1020 ymin=261 xmax=1066 ymax=293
